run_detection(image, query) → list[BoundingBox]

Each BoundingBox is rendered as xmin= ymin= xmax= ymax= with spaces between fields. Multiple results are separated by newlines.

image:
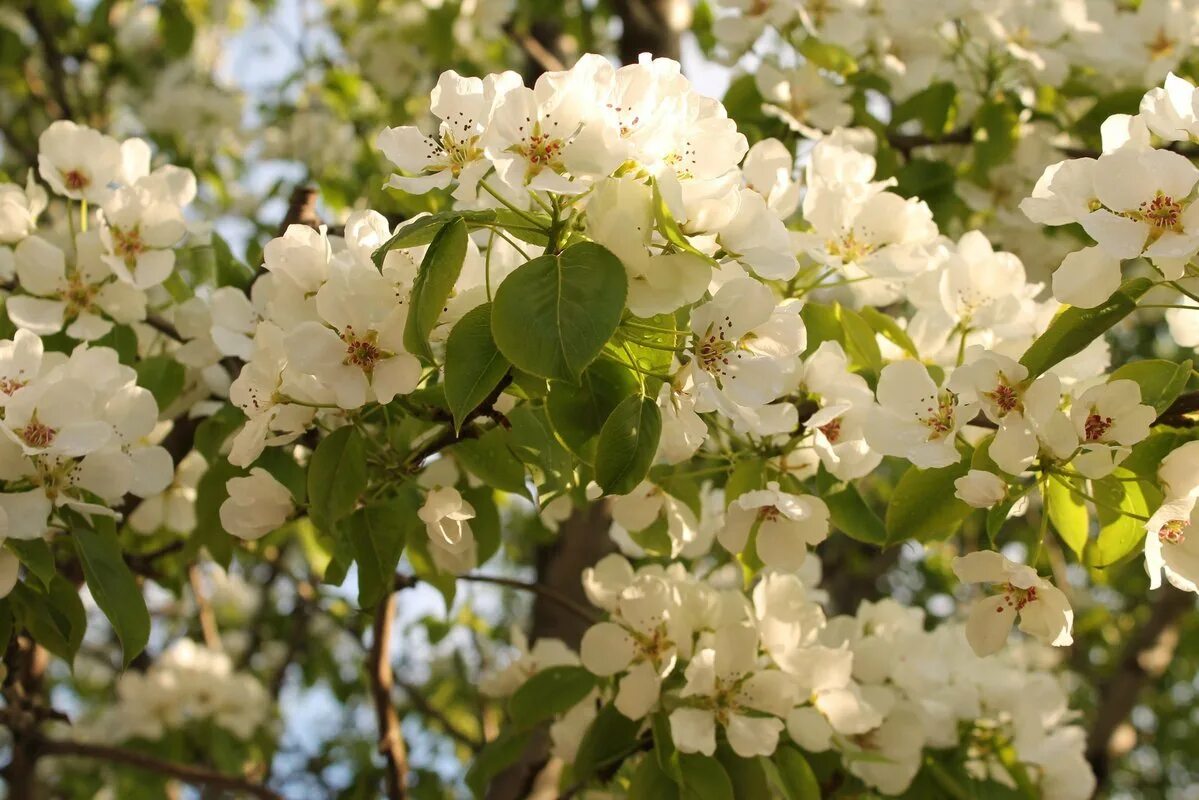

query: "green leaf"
xmin=825 ymin=484 xmax=887 ymax=545
xmin=1123 ymin=431 xmax=1187 ymax=477
xmin=10 ymin=577 xmax=86 ymax=664
xmin=462 ymin=486 xmax=502 ymax=564
xmin=1087 ymin=468 xmax=1152 ymax=567
xmin=1110 ymin=358 xmax=1192 ymax=415
xmin=465 ymin=731 xmax=527 ymax=799
xmin=404 ymin=217 xmax=469 ymax=362
xmin=346 ymin=494 xmax=416 ymax=609
xmin=799 ymin=303 xmax=842 ymax=357
xmin=630 ymin=753 xmax=681 ymax=799
xmin=509 ymin=666 xmax=597 ymax=729
xmin=572 ymin=703 xmax=643 ymax=786
xmin=725 ymin=458 xmax=766 ymax=503
xmin=652 ymin=179 xmax=710 ymax=259
xmin=72 ymin=519 xmax=151 ymax=665
xmin=797 ymin=37 xmax=857 ymax=74
xmin=717 ymin=747 xmax=770 ymax=798
xmin=859 ymin=306 xmax=920 ymax=359
xmin=767 ymin=745 xmax=821 ymax=800
xmin=444 ymin=303 xmax=510 ymax=432
xmin=491 ymin=242 xmax=627 ymax=383
xmin=507 ymin=406 xmax=574 ymax=494
xmin=6 ymin=538 xmax=55 ymax=588
xmin=374 ymin=210 xmax=499 ymax=262
xmin=449 ymin=428 xmax=530 ymax=497
xmin=891 ymin=82 xmax=957 ymax=136
xmin=135 ymin=356 xmax=186 ymax=410
xmin=678 ymin=754 xmax=734 ymax=800
xmin=191 ymin=457 xmax=240 ymax=568
xmin=547 ymin=360 xmax=639 ymax=462
xmin=1046 ymin=475 xmax=1090 ymax=560
xmin=836 ymin=305 xmax=882 ymax=373
xmin=595 ymin=395 xmax=662 ymax=495
xmin=1019 ymin=278 xmax=1153 ymax=379
xmin=307 ymin=427 xmax=368 ymax=533
xmin=885 ymin=454 xmax=974 ymax=544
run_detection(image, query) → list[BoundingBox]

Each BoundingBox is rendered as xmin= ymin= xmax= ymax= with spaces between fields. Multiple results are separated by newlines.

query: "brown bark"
xmin=610 ymin=0 xmax=689 ymax=64
xmin=1086 ymin=586 xmax=1195 ymax=792
xmin=370 ymin=592 xmax=410 ymax=799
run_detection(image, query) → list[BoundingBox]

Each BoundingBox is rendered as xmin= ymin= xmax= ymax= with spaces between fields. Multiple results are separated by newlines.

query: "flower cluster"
xmin=484 ymin=555 xmax=1095 ymax=798
xmin=80 ymin=639 xmax=271 ymax=743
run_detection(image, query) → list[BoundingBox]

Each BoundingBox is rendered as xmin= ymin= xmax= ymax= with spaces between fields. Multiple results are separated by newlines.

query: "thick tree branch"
xmin=36 ymin=737 xmax=282 ymax=800
xmin=1086 ymin=586 xmax=1194 ymax=791
xmin=24 ymin=4 xmax=75 ymax=120
xmin=370 ymin=591 xmax=409 ymax=800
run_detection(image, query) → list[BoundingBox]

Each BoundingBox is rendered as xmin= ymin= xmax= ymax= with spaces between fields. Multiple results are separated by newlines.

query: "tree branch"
xmin=36 ymin=737 xmax=282 ymax=800
xmin=370 ymin=591 xmax=409 ymax=800
xmin=1085 ymin=586 xmax=1194 ymax=791
xmin=24 ymin=4 xmax=75 ymax=120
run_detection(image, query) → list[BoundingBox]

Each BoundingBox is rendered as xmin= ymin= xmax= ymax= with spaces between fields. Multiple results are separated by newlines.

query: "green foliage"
xmin=885 ymin=453 xmax=974 ymax=544
xmin=508 ymin=665 xmax=597 ymax=729
xmin=548 ymin=360 xmax=640 ymax=462
xmin=492 ymin=242 xmax=628 ymax=382
xmin=307 ymin=426 xmax=368 ymax=534
xmin=595 ymin=395 xmax=663 ymax=495
xmin=72 ymin=516 xmax=151 ymax=665
xmin=405 ymin=217 xmax=469 ymax=362
xmin=445 ymin=303 xmax=511 ymax=432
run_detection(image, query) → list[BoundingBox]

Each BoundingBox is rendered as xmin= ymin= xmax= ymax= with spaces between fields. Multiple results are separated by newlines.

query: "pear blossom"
xmin=865 ymin=360 xmax=977 ymax=469
xmin=1069 ymin=379 xmax=1155 ymax=479
xmin=418 ymin=487 xmax=478 ymax=575
xmin=37 ymin=121 xmax=125 ymax=204
xmin=800 ymin=341 xmax=882 ymax=481
xmin=1144 ymin=496 xmax=1199 ymax=593
xmin=718 ymin=481 xmax=829 ymax=572
xmin=955 ymin=470 xmax=1008 ymax=509
xmin=952 ymin=551 xmax=1073 ymax=656
xmin=669 ymin=624 xmax=790 ymax=757
xmin=220 ymin=468 xmax=294 ymax=540
xmin=376 ymin=69 xmax=520 ymax=202
xmin=0 ymin=173 xmax=47 ymax=244
xmin=1160 ymin=440 xmax=1199 ymax=498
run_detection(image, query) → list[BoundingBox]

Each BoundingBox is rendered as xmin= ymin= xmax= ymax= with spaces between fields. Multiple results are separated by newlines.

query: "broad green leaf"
xmin=307 ymin=427 xmax=368 ymax=533
xmin=135 ymin=355 xmax=186 ymax=410
xmin=630 ymin=753 xmax=681 ymax=799
xmin=449 ymin=427 xmax=530 ymax=498
xmin=465 ymin=731 xmax=527 ymax=799
xmin=373 ymin=210 xmax=499 ymax=263
xmin=1110 ymin=358 xmax=1192 ymax=415
xmin=1019 ymin=278 xmax=1152 ymax=378
xmin=859 ymin=306 xmax=920 ymax=359
xmin=346 ymin=494 xmax=416 ymax=608
xmin=73 ymin=519 xmax=151 ymax=665
xmin=725 ymin=458 xmax=766 ymax=503
xmin=717 ymin=747 xmax=771 ymax=798
xmin=1123 ymin=431 xmax=1187 ymax=477
xmin=595 ymin=395 xmax=662 ymax=495
xmin=404 ymin=217 xmax=469 ymax=361
xmin=885 ymin=454 xmax=974 ymax=544
xmin=825 ymin=484 xmax=887 ymax=545
xmin=509 ymin=665 xmax=597 ymax=729
xmin=799 ymin=303 xmax=842 ymax=357
xmin=1046 ymin=475 xmax=1090 ymax=560
xmin=6 ymin=538 xmax=55 ymax=588
xmin=1087 ymin=468 xmax=1152 ymax=567
xmin=491 ymin=242 xmax=627 ymax=382
xmin=462 ymin=486 xmax=501 ymax=563
xmin=836 ymin=305 xmax=882 ymax=373
xmin=891 ymin=81 xmax=957 ymax=136
xmin=191 ymin=457 xmax=240 ymax=568
xmin=10 ymin=578 xmax=86 ymax=664
xmin=679 ymin=754 xmax=734 ymax=800
xmin=547 ymin=360 xmax=639 ymax=462
xmin=986 ymin=483 xmax=1033 ymax=546
xmin=766 ymin=745 xmax=821 ymax=800
xmin=571 ymin=703 xmax=643 ymax=786
xmin=445 ymin=303 xmax=510 ymax=432
xmin=798 ymin=37 xmax=857 ymax=74
xmin=508 ymin=406 xmax=574 ymax=494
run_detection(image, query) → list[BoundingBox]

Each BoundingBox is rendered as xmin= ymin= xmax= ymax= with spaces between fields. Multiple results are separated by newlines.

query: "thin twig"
xmin=188 ymin=565 xmax=222 ymax=652
xmin=369 ymin=592 xmax=409 ymax=799
xmin=37 ymin=737 xmax=282 ymax=800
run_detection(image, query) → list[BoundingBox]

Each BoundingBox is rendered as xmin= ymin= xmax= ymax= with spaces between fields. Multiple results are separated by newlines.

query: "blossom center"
xmin=1139 ymin=192 xmax=1184 ymax=231
xmin=1159 ymin=518 xmax=1187 ymax=546
xmin=1083 ymin=412 xmax=1113 ymax=442
xmin=63 ymin=275 xmax=98 ymax=316
xmin=758 ymin=506 xmax=781 ymax=523
xmin=916 ymin=391 xmax=957 ymax=439
xmin=818 ymin=418 xmax=842 ymax=443
xmin=111 ymin=226 xmax=146 ymax=261
xmin=0 ymin=378 xmax=27 ymax=395
xmin=826 ymin=231 xmax=875 ymax=263
xmin=999 ymin=584 xmax=1038 ymax=612
xmin=986 ymin=381 xmax=1021 ymax=416
xmin=64 ymin=169 xmax=90 ymax=191
xmin=19 ymin=417 xmax=57 ymax=448
xmin=342 ymin=327 xmax=383 ymax=372
xmin=695 ymin=317 xmax=741 ymax=379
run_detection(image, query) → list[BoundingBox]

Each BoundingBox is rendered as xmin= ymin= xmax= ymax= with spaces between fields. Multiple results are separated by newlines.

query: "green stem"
xmin=923 ymin=759 xmax=973 ymax=800
xmin=479 ymin=180 xmax=545 ymax=229
xmin=1168 ymin=280 xmax=1199 ymax=305
xmin=1047 ymin=471 xmax=1150 ymax=522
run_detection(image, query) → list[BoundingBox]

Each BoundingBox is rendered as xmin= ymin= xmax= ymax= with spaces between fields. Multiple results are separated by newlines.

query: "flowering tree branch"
xmin=369 ymin=590 xmax=410 ymax=800
xmin=35 ymin=737 xmax=283 ymax=800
